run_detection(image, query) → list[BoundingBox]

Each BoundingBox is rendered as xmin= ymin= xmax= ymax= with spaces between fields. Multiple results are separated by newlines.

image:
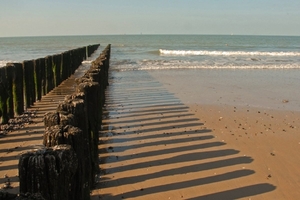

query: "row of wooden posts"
xmin=0 ymin=44 xmax=100 ymax=125
xmin=17 ymin=45 xmax=111 ymax=200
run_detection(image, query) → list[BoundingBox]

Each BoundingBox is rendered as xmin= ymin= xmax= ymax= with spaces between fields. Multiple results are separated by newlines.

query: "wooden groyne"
xmin=11 ymin=45 xmax=110 ymax=200
xmin=0 ymin=44 xmax=99 ymax=125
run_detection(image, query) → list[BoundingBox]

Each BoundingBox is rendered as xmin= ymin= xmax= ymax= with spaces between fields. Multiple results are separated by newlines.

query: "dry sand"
xmin=188 ymin=104 xmax=300 ymax=199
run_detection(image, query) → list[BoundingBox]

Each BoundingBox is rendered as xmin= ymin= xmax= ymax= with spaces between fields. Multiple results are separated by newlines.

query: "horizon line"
xmin=1 ymin=33 xmax=300 ymax=38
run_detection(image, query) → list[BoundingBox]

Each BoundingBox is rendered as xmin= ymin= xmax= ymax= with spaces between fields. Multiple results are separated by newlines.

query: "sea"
xmin=1 ymin=35 xmax=300 ymax=70
xmin=1 ymin=35 xmax=300 ymax=110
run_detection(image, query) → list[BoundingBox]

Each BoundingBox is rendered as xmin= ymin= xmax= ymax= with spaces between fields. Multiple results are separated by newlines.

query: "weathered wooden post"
xmin=8 ymin=63 xmax=24 ymax=116
xmin=62 ymin=51 xmax=71 ymax=80
xmin=23 ymin=60 xmax=36 ymax=108
xmin=0 ymin=66 xmax=9 ymax=124
xmin=45 ymin=56 xmax=54 ymax=93
xmin=69 ymin=49 xmax=76 ymax=74
xmin=59 ymin=53 xmax=64 ymax=83
xmin=85 ymin=46 xmax=89 ymax=59
xmin=34 ymin=59 xmax=42 ymax=101
xmin=16 ymin=193 xmax=45 ymax=200
xmin=52 ymin=54 xmax=62 ymax=87
xmin=0 ymin=190 xmax=17 ymax=199
xmin=94 ymin=62 xmax=107 ymax=107
xmin=73 ymin=49 xmax=80 ymax=74
xmin=43 ymin=94 xmax=93 ymax=196
xmin=18 ymin=145 xmax=78 ymax=200
xmin=38 ymin=58 xmax=46 ymax=97
xmin=67 ymin=50 xmax=73 ymax=77
xmin=43 ymin=112 xmax=60 ymax=127
xmin=76 ymin=81 xmax=101 ymax=180
xmin=81 ymin=46 xmax=86 ymax=61
xmin=43 ymin=125 xmax=90 ymax=200
xmin=56 ymin=95 xmax=93 ymax=184
xmin=4 ymin=65 xmax=14 ymax=119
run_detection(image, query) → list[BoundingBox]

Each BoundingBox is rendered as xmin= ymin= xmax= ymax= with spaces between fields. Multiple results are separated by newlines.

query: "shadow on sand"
xmin=92 ymin=70 xmax=276 ymax=199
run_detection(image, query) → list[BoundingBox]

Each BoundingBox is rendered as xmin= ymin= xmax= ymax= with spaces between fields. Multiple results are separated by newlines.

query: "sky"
xmin=0 ymin=0 xmax=300 ymax=37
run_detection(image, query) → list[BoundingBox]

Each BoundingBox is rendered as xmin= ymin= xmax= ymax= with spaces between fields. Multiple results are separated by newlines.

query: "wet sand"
xmin=92 ymin=69 xmax=300 ymax=199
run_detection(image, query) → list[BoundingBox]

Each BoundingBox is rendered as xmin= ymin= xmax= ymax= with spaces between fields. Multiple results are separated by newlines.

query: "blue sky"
xmin=0 ymin=0 xmax=299 ymax=37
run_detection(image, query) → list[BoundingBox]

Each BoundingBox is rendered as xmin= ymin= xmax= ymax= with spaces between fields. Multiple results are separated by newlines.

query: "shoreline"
xmin=148 ymin=68 xmax=300 ymax=112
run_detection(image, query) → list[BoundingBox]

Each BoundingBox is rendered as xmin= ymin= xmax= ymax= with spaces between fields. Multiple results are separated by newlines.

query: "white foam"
xmin=82 ymin=60 xmax=93 ymax=64
xmin=159 ymin=49 xmax=300 ymax=57
xmin=0 ymin=60 xmax=17 ymax=67
xmin=114 ymin=64 xmax=300 ymax=71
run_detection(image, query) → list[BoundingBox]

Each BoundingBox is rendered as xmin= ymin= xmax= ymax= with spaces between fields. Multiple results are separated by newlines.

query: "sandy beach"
xmin=1 ymin=67 xmax=300 ymax=199
xmin=91 ymin=69 xmax=300 ymax=199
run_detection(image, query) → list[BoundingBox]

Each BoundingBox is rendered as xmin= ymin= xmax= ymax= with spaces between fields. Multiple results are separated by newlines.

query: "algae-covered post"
xmin=17 ymin=44 xmax=108 ymax=200
xmin=0 ymin=44 xmax=101 ymax=127
xmin=4 ymin=65 xmax=14 ymax=119
xmin=43 ymin=125 xmax=91 ymax=200
xmin=0 ymin=66 xmax=9 ymax=124
xmin=10 ymin=62 xmax=24 ymax=116
xmin=22 ymin=60 xmax=36 ymax=108
xmin=62 ymin=51 xmax=71 ymax=81
xmin=18 ymin=145 xmax=78 ymax=200
xmin=52 ymin=54 xmax=62 ymax=87
xmin=34 ymin=58 xmax=42 ymax=101
xmin=45 ymin=56 xmax=54 ymax=93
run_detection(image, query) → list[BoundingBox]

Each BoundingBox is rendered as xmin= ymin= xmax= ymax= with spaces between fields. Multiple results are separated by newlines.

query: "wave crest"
xmin=113 ymin=63 xmax=300 ymax=71
xmin=159 ymin=49 xmax=300 ymax=56
xmin=0 ymin=60 xmax=18 ymax=67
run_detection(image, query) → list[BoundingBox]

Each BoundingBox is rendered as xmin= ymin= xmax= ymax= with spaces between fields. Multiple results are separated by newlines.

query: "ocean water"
xmin=1 ymin=35 xmax=300 ymax=70
xmin=1 ymin=35 xmax=300 ymax=110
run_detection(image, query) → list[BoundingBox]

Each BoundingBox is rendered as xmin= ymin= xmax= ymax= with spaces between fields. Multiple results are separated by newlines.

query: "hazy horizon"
xmin=1 ymin=33 xmax=300 ymax=39
xmin=0 ymin=0 xmax=299 ymax=37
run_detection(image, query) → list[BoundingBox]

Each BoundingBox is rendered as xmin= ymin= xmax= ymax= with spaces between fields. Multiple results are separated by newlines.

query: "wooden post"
xmin=38 ymin=58 xmax=46 ymax=97
xmin=8 ymin=63 xmax=24 ymax=116
xmin=43 ymin=112 xmax=60 ymax=128
xmin=70 ymin=49 xmax=76 ymax=74
xmin=22 ymin=60 xmax=36 ymax=108
xmin=45 ymin=56 xmax=54 ymax=93
xmin=18 ymin=145 xmax=78 ymax=200
xmin=43 ymin=125 xmax=90 ymax=200
xmin=0 ymin=190 xmax=17 ymax=199
xmin=4 ymin=65 xmax=14 ymax=119
xmin=15 ymin=193 xmax=45 ymax=200
xmin=34 ymin=58 xmax=42 ymax=101
xmin=56 ymin=96 xmax=92 ymax=187
xmin=62 ymin=51 xmax=71 ymax=80
xmin=52 ymin=54 xmax=62 ymax=87
xmin=0 ymin=66 xmax=9 ymax=124
xmin=76 ymin=81 xmax=101 ymax=180
xmin=59 ymin=53 xmax=64 ymax=83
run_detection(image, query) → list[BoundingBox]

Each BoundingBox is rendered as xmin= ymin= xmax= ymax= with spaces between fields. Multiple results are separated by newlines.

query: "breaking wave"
xmin=159 ymin=49 xmax=300 ymax=56
xmin=112 ymin=58 xmax=300 ymax=71
xmin=0 ymin=60 xmax=18 ymax=67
